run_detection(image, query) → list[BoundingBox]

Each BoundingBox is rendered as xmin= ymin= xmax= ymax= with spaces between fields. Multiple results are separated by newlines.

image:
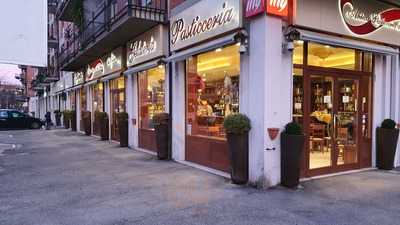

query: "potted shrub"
xmin=96 ymin=111 xmax=109 ymax=141
xmin=281 ymin=122 xmax=305 ymax=188
xmin=376 ymin=119 xmax=399 ymax=170
xmin=62 ymin=110 xmax=71 ymax=129
xmin=223 ymin=113 xmax=251 ymax=185
xmin=82 ymin=111 xmax=92 ymax=136
xmin=153 ymin=113 xmax=170 ymax=160
xmin=54 ymin=110 xmax=62 ymax=126
xmin=117 ymin=112 xmax=129 ymax=147
xmin=71 ymin=110 xmax=77 ymax=131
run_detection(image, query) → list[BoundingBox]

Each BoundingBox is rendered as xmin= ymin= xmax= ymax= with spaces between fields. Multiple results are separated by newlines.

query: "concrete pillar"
xmin=245 ymin=15 xmax=293 ymax=187
xmin=171 ymin=61 xmax=186 ymax=162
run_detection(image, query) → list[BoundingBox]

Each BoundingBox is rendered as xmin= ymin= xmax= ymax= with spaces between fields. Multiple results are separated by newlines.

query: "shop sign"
xmin=86 ymin=48 xmax=123 ymax=81
xmin=245 ymin=0 xmax=265 ymax=18
xmin=170 ymin=0 xmax=242 ymax=52
xmin=266 ymin=0 xmax=289 ymax=17
xmin=73 ymin=71 xmax=84 ymax=86
xmin=295 ymin=0 xmax=400 ymax=46
xmin=339 ymin=0 xmax=400 ymax=35
xmin=126 ymin=25 xmax=167 ymax=67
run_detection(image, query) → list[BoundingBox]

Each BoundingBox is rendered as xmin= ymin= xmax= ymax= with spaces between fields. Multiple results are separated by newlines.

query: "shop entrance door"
xmin=304 ymin=70 xmax=372 ymax=177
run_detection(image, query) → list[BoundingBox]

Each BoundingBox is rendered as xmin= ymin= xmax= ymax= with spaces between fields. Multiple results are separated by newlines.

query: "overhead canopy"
xmin=295 ymin=28 xmax=399 ymax=55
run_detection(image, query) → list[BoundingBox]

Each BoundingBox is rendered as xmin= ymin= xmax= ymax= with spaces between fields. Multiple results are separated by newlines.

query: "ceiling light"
xmin=215 ymin=48 xmax=222 ymax=52
xmin=236 ymin=42 xmax=241 ymax=46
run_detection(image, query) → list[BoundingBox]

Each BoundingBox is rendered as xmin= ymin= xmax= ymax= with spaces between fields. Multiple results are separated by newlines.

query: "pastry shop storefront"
xmin=168 ymin=0 xmax=247 ymax=173
xmin=124 ymin=25 xmax=169 ymax=152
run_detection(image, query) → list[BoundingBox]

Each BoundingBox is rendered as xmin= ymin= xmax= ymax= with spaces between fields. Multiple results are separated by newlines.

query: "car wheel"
xmin=31 ymin=122 xmax=40 ymax=129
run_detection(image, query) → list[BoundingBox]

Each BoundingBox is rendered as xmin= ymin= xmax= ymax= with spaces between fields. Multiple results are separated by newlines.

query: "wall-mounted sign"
xmin=86 ymin=47 xmax=123 ymax=81
xmin=73 ymin=71 xmax=84 ymax=86
xmin=266 ymin=0 xmax=289 ymax=17
xmin=126 ymin=25 xmax=168 ymax=67
xmin=245 ymin=0 xmax=265 ymax=18
xmin=339 ymin=0 xmax=400 ymax=36
xmin=295 ymin=0 xmax=400 ymax=46
xmin=170 ymin=0 xmax=242 ymax=52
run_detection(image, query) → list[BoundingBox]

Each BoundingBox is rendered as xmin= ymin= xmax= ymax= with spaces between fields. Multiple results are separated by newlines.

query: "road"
xmin=0 ymin=129 xmax=399 ymax=225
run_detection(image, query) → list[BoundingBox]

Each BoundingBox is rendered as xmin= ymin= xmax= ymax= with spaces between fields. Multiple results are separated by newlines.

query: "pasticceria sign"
xmin=170 ymin=0 xmax=242 ymax=52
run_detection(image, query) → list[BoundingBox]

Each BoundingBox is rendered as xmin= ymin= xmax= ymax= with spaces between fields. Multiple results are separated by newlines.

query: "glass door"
xmin=307 ymin=74 xmax=360 ymax=174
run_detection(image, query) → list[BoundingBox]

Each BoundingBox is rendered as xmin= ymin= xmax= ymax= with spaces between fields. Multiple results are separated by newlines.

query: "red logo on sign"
xmin=339 ymin=0 xmax=400 ymax=35
xmin=245 ymin=0 xmax=265 ymax=18
xmin=266 ymin=0 xmax=289 ymax=17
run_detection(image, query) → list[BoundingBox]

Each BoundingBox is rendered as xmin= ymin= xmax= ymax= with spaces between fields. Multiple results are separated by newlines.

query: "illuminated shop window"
xmin=186 ymin=44 xmax=240 ymax=139
xmin=93 ymin=82 xmax=104 ymax=112
xmin=138 ymin=66 xmax=166 ymax=130
xmin=110 ymin=77 xmax=126 ymax=113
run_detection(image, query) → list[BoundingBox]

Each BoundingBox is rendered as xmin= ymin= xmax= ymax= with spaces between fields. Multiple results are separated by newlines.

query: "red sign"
xmin=339 ymin=0 xmax=400 ymax=36
xmin=245 ymin=0 xmax=265 ymax=18
xmin=266 ymin=0 xmax=289 ymax=17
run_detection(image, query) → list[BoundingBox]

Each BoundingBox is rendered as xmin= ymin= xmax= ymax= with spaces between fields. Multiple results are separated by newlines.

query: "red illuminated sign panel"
xmin=266 ymin=0 xmax=289 ymax=17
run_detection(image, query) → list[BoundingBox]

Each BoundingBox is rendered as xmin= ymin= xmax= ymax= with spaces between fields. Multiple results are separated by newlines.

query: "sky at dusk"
xmin=0 ymin=63 xmax=21 ymax=85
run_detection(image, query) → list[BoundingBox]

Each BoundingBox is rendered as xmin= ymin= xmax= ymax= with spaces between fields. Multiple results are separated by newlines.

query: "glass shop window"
xmin=186 ymin=44 xmax=240 ymax=139
xmin=138 ymin=66 xmax=166 ymax=130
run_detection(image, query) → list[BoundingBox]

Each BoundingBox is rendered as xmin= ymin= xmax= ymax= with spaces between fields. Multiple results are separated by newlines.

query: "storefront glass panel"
xmin=110 ymin=77 xmax=125 ymax=141
xmin=292 ymin=41 xmax=372 ymax=177
xmin=185 ymin=44 xmax=240 ymax=172
xmin=138 ymin=66 xmax=166 ymax=151
xmin=80 ymin=88 xmax=87 ymax=132
xmin=92 ymin=82 xmax=104 ymax=136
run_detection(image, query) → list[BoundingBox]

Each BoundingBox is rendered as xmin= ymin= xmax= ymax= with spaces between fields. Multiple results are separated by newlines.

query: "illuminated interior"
xmin=293 ymin=41 xmax=372 ymax=72
xmin=110 ymin=77 xmax=125 ymax=113
xmin=186 ymin=44 xmax=240 ymax=139
xmin=92 ymin=82 xmax=104 ymax=136
xmin=293 ymin=41 xmax=369 ymax=171
xmin=138 ymin=65 xmax=166 ymax=130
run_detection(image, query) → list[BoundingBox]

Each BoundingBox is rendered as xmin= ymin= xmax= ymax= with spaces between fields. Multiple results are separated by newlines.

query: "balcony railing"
xmin=58 ymin=0 xmax=167 ymax=69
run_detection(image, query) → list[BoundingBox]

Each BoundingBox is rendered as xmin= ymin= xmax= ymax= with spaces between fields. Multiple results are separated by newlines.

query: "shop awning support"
xmin=166 ymin=30 xmax=247 ymax=62
xmin=292 ymin=28 xmax=399 ymax=55
xmin=123 ymin=59 xmax=165 ymax=76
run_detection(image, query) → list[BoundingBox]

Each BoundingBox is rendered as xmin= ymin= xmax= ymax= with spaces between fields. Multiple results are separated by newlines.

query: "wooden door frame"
xmin=302 ymin=68 xmax=372 ymax=177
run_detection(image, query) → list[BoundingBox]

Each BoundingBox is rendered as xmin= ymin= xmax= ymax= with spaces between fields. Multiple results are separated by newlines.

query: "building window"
xmin=92 ymin=82 xmax=104 ymax=112
xmin=138 ymin=66 xmax=166 ymax=130
xmin=186 ymin=44 xmax=240 ymax=139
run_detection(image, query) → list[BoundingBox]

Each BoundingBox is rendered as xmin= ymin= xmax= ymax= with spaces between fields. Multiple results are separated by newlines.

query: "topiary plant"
xmin=223 ymin=113 xmax=251 ymax=135
xmin=284 ymin=122 xmax=302 ymax=135
xmin=62 ymin=110 xmax=72 ymax=120
xmin=381 ymin=119 xmax=397 ymax=129
xmin=95 ymin=111 xmax=108 ymax=121
xmin=153 ymin=113 xmax=169 ymax=125
xmin=117 ymin=112 xmax=129 ymax=122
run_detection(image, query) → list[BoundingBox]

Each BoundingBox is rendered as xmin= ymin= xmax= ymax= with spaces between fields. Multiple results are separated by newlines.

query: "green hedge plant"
xmin=117 ymin=112 xmax=129 ymax=122
xmin=381 ymin=119 xmax=397 ymax=129
xmin=284 ymin=122 xmax=303 ymax=135
xmin=223 ymin=114 xmax=251 ymax=135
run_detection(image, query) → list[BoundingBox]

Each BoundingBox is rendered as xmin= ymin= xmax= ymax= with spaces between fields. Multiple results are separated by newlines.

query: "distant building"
xmin=0 ymin=82 xmax=23 ymax=110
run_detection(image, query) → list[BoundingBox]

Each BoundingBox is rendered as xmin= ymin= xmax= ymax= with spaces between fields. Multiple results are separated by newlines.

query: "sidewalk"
xmin=1 ymin=129 xmax=399 ymax=225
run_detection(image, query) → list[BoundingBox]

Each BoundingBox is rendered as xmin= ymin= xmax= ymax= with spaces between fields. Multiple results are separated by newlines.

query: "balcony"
xmin=58 ymin=0 xmax=167 ymax=71
xmin=56 ymin=0 xmax=75 ymax=22
xmin=48 ymin=0 xmax=58 ymax=14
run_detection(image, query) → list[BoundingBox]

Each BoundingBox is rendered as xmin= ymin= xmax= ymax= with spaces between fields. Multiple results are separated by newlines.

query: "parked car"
xmin=0 ymin=109 xmax=44 ymax=130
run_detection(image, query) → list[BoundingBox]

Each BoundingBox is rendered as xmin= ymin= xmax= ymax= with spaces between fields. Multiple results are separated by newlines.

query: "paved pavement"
xmin=0 ymin=129 xmax=400 ymax=225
